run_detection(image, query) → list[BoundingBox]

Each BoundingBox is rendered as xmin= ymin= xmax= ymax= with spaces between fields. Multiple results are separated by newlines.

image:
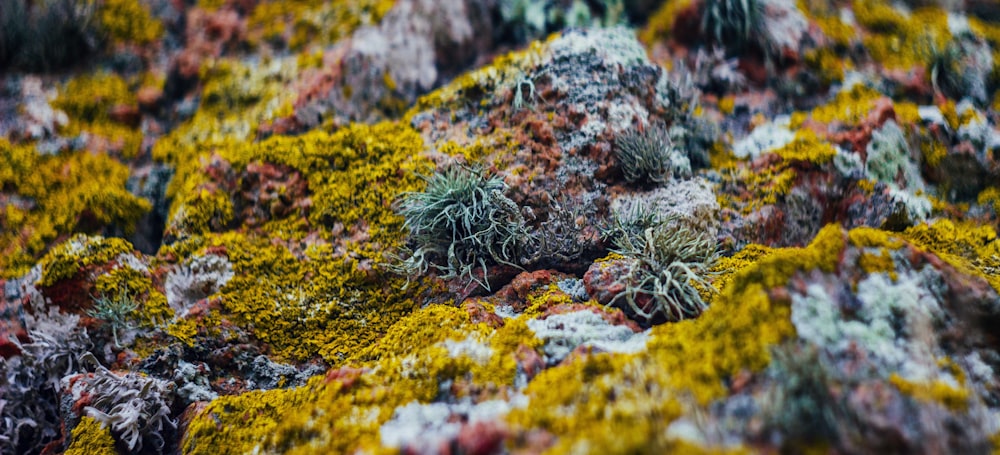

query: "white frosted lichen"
xmin=442 ymin=336 xmax=492 ymax=365
xmin=380 ymin=397 xmax=526 ymax=453
xmin=791 ymin=267 xmax=947 ymax=382
xmin=548 ymin=26 xmax=649 ymax=68
xmin=526 ymin=310 xmax=648 ymax=364
xmin=164 ymin=254 xmax=235 ymax=318
xmin=863 ymin=120 xmax=931 ymax=222
xmin=733 ymin=118 xmax=795 ymax=159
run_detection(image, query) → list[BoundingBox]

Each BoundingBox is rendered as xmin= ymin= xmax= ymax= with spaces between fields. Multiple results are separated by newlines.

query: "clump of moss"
xmin=601 ymin=208 xmax=718 ymax=325
xmin=700 ymin=0 xmax=767 ymax=55
xmin=395 ymin=165 xmax=536 ymax=290
xmin=615 ymin=125 xmax=692 ymax=186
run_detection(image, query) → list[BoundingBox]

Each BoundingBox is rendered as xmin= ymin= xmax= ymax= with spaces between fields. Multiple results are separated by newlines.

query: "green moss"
xmin=99 ymin=0 xmax=164 ymax=45
xmin=65 ymin=416 xmax=117 ymax=455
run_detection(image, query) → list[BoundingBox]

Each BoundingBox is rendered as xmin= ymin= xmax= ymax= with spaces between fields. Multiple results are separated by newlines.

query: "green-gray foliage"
xmin=700 ymin=0 xmax=767 ymax=56
xmin=77 ymin=352 xmax=176 ymax=453
xmin=87 ymin=287 xmax=138 ymax=348
xmin=0 ymin=0 xmax=103 ymax=72
xmin=499 ymin=0 xmax=626 ymax=43
xmin=0 ymin=311 xmax=92 ymax=454
xmin=615 ymin=125 xmax=692 ymax=186
xmin=927 ymin=32 xmax=993 ymax=105
xmin=602 ymin=206 xmax=717 ymax=324
xmin=395 ymin=165 xmax=536 ymax=290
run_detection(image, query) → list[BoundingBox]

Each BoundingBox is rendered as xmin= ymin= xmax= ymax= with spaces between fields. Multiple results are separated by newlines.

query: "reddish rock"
xmin=324 ymin=366 xmax=368 ymax=390
xmin=583 ymin=258 xmax=634 ymax=306
xmin=515 ymin=344 xmax=545 ymax=381
xmin=108 ymin=104 xmax=141 ymax=128
xmin=456 ymin=420 xmax=508 ymax=455
xmin=462 ymin=299 xmax=504 ymax=328
xmin=137 ymin=86 xmax=163 ymax=110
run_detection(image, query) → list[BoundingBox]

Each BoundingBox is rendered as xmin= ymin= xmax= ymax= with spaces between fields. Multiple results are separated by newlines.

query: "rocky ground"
xmin=1 ymin=0 xmax=1000 ymax=453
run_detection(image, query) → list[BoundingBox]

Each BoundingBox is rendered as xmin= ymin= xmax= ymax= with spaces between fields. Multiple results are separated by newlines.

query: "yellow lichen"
xmin=638 ymin=0 xmax=696 ymax=46
xmin=718 ymin=96 xmax=736 ymax=115
xmin=99 ymin=0 xmax=164 ymax=45
xmin=920 ymin=136 xmax=948 ymax=168
xmin=903 ymin=219 xmax=1000 ymax=293
xmin=408 ymin=38 xmax=550 ymax=116
xmin=182 ymin=301 xmax=541 ymax=453
xmin=248 ymin=0 xmax=395 ymax=51
xmin=37 ymin=234 xmax=135 ymax=287
xmin=65 ymin=417 xmax=117 ymax=455
xmin=854 ymin=1 xmax=950 ymax=70
xmin=804 ymin=48 xmax=846 ymax=86
xmin=807 ymin=84 xmax=884 ymax=126
xmin=506 ymin=228 xmax=848 ymax=452
xmin=772 ymin=131 xmax=839 ymax=165
xmin=977 ymin=187 xmax=1000 ymax=214
xmin=889 ymin=373 xmax=970 ymax=411
xmin=53 ymin=72 xmax=143 ymax=158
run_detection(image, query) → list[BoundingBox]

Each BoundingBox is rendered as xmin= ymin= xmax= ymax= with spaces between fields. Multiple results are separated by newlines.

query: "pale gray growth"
xmin=791 ymin=267 xmax=950 ymax=382
xmin=164 ymin=254 xmax=234 ymax=318
xmin=526 ymin=310 xmax=648 ymax=365
xmin=380 ymin=396 xmax=526 ymax=453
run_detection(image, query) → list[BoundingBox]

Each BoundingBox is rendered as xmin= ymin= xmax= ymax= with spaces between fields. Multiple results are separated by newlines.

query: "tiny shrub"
xmin=395 ymin=165 xmax=535 ymax=290
xmin=602 ymin=206 xmax=718 ymax=324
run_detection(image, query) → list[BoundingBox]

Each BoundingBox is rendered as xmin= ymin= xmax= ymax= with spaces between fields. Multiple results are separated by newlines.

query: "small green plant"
xmin=87 ymin=286 xmax=138 ymax=348
xmin=615 ymin=125 xmax=691 ymax=186
xmin=395 ymin=165 xmax=536 ymax=290
xmin=602 ymin=206 xmax=718 ymax=324
xmin=700 ymin=0 xmax=767 ymax=55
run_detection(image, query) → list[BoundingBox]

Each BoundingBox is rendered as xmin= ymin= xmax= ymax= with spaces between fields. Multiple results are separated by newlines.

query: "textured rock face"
xmin=2 ymin=0 xmax=1000 ymax=454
